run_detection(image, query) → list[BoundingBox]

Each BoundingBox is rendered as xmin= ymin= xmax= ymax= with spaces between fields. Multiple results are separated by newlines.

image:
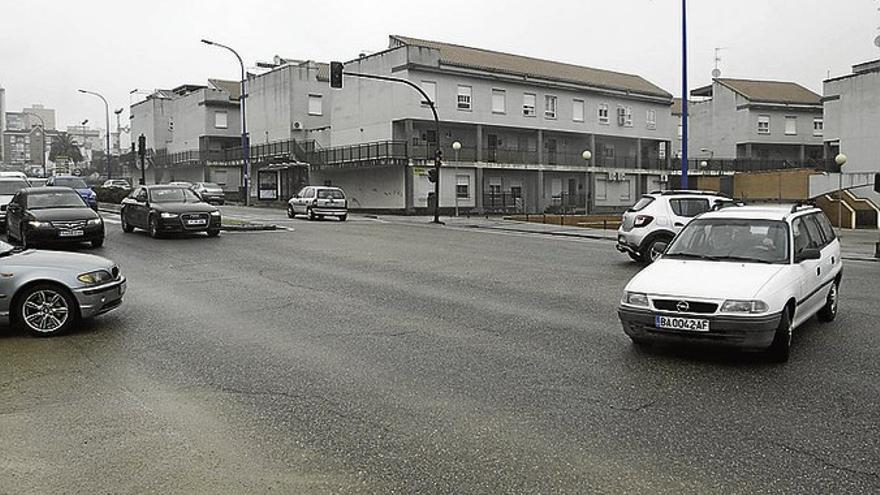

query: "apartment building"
xmin=130 ymin=81 xmax=242 ymax=187
xmin=819 ymin=58 xmax=880 ymax=208
xmin=2 ymin=125 xmax=57 ymax=172
xmin=323 ymin=35 xmax=675 ymax=213
xmin=688 ymin=78 xmax=824 ymax=164
xmin=0 ymin=87 xmax=5 ymax=161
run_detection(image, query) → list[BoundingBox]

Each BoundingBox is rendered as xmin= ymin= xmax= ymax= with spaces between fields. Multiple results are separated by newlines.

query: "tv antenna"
xmin=711 ymin=47 xmax=725 ymax=78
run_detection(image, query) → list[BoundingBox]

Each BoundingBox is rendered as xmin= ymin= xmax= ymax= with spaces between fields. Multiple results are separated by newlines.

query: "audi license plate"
xmin=186 ymin=219 xmax=207 ymax=226
xmin=58 ymin=229 xmax=83 ymax=237
xmin=655 ymin=315 xmax=710 ymax=332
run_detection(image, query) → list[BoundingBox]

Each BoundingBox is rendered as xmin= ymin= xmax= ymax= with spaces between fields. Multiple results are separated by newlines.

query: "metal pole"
xmin=202 ymin=39 xmax=250 ymax=206
xmin=78 ymin=90 xmax=112 ymax=179
xmin=838 ymin=171 xmax=843 ymax=230
xmin=341 ymin=70 xmax=443 ymax=224
xmin=680 ymin=0 xmax=689 ymax=189
xmin=454 ymin=149 xmax=460 ymax=217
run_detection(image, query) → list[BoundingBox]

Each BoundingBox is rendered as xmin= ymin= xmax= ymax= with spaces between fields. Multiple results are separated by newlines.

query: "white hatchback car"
xmin=618 ymin=204 xmax=842 ymax=362
xmin=287 ymin=186 xmax=348 ymax=221
xmin=617 ymin=190 xmax=733 ymax=262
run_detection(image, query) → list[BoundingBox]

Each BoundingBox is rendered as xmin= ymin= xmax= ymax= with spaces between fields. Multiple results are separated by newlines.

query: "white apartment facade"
xmin=325 ymin=35 xmax=675 ymax=213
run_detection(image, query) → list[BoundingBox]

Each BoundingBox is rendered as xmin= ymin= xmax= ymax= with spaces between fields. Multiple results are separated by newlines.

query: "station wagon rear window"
xmin=317 ymin=189 xmax=345 ymax=199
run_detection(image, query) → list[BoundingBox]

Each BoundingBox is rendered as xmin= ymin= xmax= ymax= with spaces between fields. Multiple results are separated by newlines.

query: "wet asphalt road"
xmin=1 ymin=210 xmax=878 ymax=494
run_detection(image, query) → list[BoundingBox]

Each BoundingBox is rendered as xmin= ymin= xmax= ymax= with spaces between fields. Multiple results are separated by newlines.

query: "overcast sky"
xmin=1 ymin=0 xmax=877 ymax=144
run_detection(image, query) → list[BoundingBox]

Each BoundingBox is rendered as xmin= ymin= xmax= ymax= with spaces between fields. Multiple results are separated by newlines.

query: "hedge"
xmin=94 ymin=187 xmax=130 ymax=204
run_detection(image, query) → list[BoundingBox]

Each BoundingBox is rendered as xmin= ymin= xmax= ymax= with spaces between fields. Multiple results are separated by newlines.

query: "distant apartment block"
xmin=688 ymin=78 xmax=824 ymax=164
xmin=130 ymin=81 xmax=242 ymax=187
xmin=823 ymin=59 xmax=880 ymax=175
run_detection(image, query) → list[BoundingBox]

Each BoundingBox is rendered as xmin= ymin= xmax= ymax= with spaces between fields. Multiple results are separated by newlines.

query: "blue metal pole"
xmin=680 ymin=0 xmax=689 ymax=189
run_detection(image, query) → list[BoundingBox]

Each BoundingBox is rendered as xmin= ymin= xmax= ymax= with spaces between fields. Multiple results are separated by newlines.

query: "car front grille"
xmin=1 ymin=205 xmax=6 ymax=212
xmin=653 ymin=299 xmax=719 ymax=314
xmin=51 ymin=220 xmax=88 ymax=230
xmin=181 ymin=213 xmax=210 ymax=230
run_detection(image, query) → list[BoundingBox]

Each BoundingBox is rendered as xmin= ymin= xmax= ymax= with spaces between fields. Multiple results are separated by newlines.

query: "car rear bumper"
xmin=74 ymin=277 xmax=126 ymax=318
xmin=616 ymin=230 xmax=645 ymax=255
xmin=618 ymin=305 xmax=781 ymax=350
xmin=313 ymin=208 xmax=347 ymax=216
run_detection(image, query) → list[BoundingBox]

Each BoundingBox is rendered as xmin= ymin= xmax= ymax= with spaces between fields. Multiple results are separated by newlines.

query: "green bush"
xmin=94 ymin=186 xmax=130 ymax=204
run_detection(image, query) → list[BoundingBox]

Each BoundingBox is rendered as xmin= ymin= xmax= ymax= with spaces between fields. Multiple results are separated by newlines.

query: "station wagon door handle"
xmin=817 ymin=267 xmax=821 ymax=276
xmin=674 ymin=222 xmax=684 ymax=227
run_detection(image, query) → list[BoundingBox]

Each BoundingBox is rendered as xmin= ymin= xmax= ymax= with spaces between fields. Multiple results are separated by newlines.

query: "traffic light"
xmin=875 ymin=173 xmax=880 ymax=193
xmin=427 ymin=168 xmax=438 ymax=183
xmin=434 ymin=149 xmax=443 ymax=167
xmin=330 ymin=61 xmax=344 ymax=89
xmin=137 ymin=134 xmax=146 ymax=157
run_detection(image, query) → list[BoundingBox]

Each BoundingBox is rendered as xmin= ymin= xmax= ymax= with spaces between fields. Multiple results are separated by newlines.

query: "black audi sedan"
xmin=120 ymin=185 xmax=220 ymax=238
xmin=5 ymin=187 xmax=105 ymax=248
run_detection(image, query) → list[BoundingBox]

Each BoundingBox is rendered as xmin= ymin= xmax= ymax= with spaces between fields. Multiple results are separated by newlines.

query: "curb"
xmin=842 ymin=256 xmax=879 ymax=263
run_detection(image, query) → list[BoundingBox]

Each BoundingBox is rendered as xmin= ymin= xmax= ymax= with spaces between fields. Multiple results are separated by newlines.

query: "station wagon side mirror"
xmin=795 ymin=248 xmax=821 ymax=263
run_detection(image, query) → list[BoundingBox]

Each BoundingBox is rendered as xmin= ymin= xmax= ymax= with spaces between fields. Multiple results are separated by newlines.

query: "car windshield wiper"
xmin=707 ymin=255 xmax=776 ymax=264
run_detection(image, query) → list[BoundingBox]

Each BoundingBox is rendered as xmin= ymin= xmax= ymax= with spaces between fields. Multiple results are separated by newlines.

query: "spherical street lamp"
xmin=835 ymin=153 xmax=847 ymax=167
xmin=700 ymin=160 xmax=708 ymax=169
xmin=582 ymin=150 xmax=592 ymax=161
xmin=452 ymin=141 xmax=462 ymax=152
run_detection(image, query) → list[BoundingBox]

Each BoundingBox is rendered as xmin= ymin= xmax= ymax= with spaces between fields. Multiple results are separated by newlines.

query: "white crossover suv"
xmin=618 ymin=203 xmax=842 ymax=362
xmin=617 ymin=190 xmax=733 ymax=262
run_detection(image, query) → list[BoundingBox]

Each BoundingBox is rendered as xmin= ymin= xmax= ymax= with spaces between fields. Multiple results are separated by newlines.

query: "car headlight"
xmin=160 ymin=212 xmax=179 ymax=219
xmin=28 ymin=220 xmax=50 ymax=228
xmin=87 ymin=218 xmax=102 ymax=225
xmin=720 ymin=300 xmax=769 ymax=314
xmin=77 ymin=270 xmax=113 ymax=286
xmin=210 ymin=210 xmax=221 ymax=216
xmin=622 ymin=291 xmax=650 ymax=307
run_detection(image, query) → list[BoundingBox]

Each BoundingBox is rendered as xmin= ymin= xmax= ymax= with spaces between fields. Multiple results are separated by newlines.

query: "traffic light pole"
xmin=340 ymin=71 xmax=443 ymax=224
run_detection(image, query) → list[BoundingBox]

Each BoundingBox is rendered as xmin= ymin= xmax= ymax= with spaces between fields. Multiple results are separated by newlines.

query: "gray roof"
xmin=693 ymin=78 xmax=821 ymax=105
xmin=390 ymin=36 xmax=671 ymax=98
xmin=207 ymin=79 xmax=241 ymax=100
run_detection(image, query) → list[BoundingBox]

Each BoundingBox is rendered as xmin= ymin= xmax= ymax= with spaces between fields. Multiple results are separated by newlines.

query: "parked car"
xmin=288 ymin=186 xmax=348 ymax=221
xmin=618 ymin=204 xmax=842 ymax=362
xmin=0 ymin=239 xmax=125 ymax=336
xmin=27 ymin=178 xmax=49 ymax=188
xmin=5 ymin=187 xmax=105 ymax=248
xmin=616 ymin=190 xmax=732 ymax=263
xmin=102 ymin=179 xmax=132 ymax=191
xmin=0 ymin=171 xmax=30 ymax=182
xmin=46 ymin=175 xmax=97 ymax=210
xmin=0 ymin=177 xmax=32 ymax=231
xmin=168 ymin=181 xmax=193 ymax=188
xmin=191 ymin=182 xmax=226 ymax=205
xmin=120 ymin=185 xmax=220 ymax=238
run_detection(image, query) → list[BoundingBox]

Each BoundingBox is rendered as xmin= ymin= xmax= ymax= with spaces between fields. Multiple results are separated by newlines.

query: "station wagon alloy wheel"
xmin=22 ymin=288 xmax=71 ymax=335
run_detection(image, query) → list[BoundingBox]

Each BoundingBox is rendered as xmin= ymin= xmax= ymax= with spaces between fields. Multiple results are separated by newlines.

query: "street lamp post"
xmin=452 ymin=141 xmax=461 ymax=216
xmin=582 ymin=150 xmax=592 ymax=214
xmin=22 ymin=112 xmax=47 ymax=177
xmin=78 ymin=89 xmax=112 ymax=180
xmin=835 ymin=153 xmax=847 ymax=231
xmin=202 ymin=39 xmax=250 ymax=206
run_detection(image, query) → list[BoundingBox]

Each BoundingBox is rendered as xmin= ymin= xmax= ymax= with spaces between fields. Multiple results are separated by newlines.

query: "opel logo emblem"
xmin=676 ymin=300 xmax=690 ymax=312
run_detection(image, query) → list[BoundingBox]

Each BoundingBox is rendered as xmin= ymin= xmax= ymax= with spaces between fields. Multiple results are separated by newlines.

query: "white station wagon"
xmin=618 ymin=203 xmax=842 ymax=362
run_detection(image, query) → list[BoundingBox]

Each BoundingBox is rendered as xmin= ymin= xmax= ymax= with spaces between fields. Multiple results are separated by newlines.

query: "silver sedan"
xmin=0 ymin=240 xmax=125 ymax=336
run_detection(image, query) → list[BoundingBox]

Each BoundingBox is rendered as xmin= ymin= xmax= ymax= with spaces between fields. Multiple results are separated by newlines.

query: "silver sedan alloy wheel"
xmin=23 ymin=289 xmax=70 ymax=333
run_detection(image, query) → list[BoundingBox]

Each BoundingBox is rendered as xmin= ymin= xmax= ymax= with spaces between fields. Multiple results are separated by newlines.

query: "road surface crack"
xmin=769 ymin=440 xmax=879 ymax=480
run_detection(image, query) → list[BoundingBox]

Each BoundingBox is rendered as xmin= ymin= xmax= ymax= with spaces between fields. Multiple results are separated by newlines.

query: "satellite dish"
xmin=711 ymin=68 xmax=722 ymax=78
xmin=874 ymin=35 xmax=880 ymax=48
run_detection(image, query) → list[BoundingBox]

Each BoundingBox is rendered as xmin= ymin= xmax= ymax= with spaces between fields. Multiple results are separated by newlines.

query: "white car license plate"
xmin=186 ymin=219 xmax=207 ymax=226
xmin=655 ymin=315 xmax=710 ymax=332
xmin=58 ymin=229 xmax=83 ymax=237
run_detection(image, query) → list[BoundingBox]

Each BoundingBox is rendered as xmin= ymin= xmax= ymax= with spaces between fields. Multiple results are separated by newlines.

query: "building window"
xmin=785 ymin=116 xmax=797 ymax=135
xmin=572 ymin=99 xmax=585 ymax=122
xmin=492 ymin=89 xmax=506 ymax=114
xmin=813 ymin=118 xmax=824 ymax=137
xmin=457 ymin=85 xmax=472 ymax=110
xmin=213 ymin=169 xmax=228 ymax=186
xmin=308 ymin=94 xmax=323 ymax=116
xmin=598 ymin=103 xmax=610 ymax=124
xmin=677 ymin=124 xmax=683 ymax=140
xmin=456 ymin=174 xmax=470 ymax=199
xmin=523 ymin=93 xmax=536 ymax=117
xmin=214 ymin=111 xmax=228 ymax=129
xmin=420 ymin=81 xmax=436 ymax=106
xmin=617 ymin=106 xmax=633 ymax=127
xmin=603 ymin=143 xmax=615 ymax=159
xmin=544 ymin=95 xmax=557 ymax=119
xmin=758 ymin=115 xmax=770 ymax=134
xmin=646 ymin=109 xmax=657 ymax=129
